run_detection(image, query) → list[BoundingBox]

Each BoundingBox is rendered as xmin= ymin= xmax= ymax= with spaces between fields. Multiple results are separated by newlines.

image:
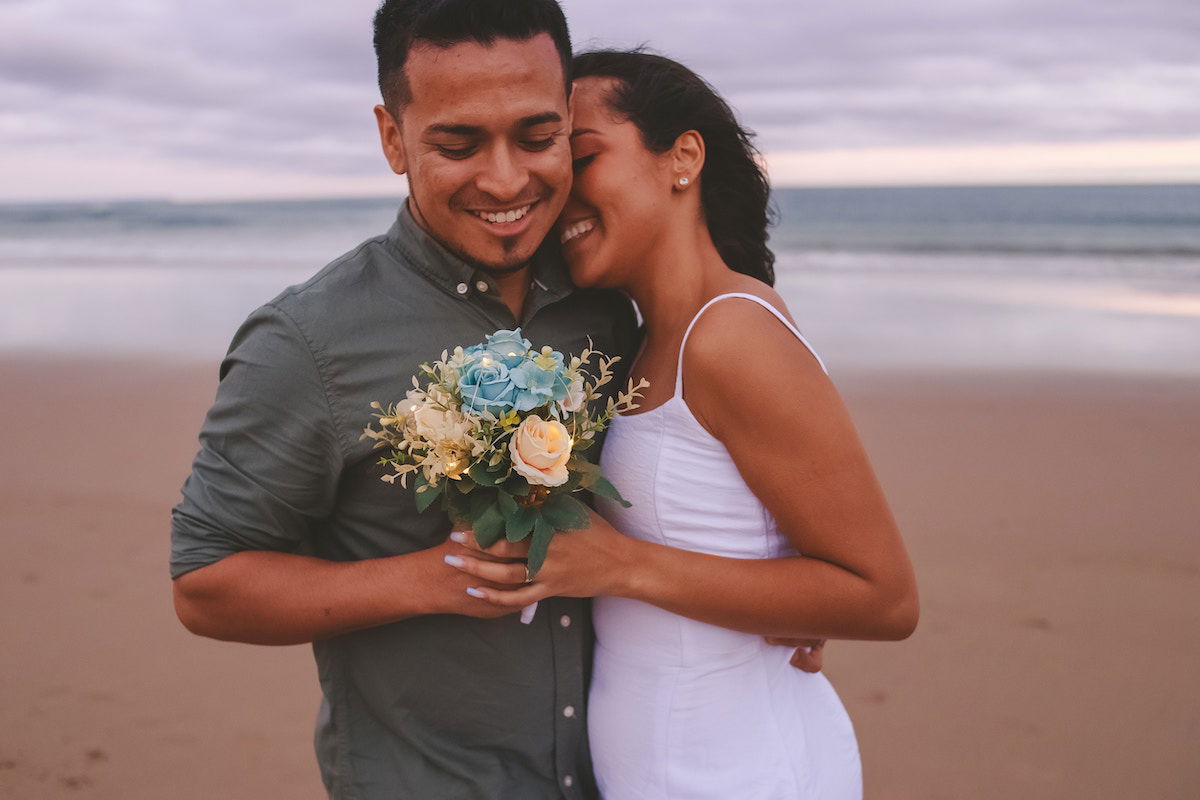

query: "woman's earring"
xmin=678 ymin=177 xmax=690 ymax=187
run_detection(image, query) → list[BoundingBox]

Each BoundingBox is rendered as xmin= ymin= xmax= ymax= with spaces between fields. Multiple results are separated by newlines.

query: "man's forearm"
xmin=172 ymin=549 xmax=440 ymax=645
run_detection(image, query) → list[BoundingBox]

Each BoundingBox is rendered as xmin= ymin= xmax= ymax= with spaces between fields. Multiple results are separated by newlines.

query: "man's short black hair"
xmin=373 ymin=0 xmax=572 ymax=112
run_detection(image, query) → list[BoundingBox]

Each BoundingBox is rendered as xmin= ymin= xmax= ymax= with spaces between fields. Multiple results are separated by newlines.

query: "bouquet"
xmin=362 ymin=329 xmax=647 ymax=587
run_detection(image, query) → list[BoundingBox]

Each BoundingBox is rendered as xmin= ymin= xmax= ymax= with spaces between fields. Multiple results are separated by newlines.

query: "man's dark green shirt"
xmin=170 ymin=205 xmax=639 ymax=799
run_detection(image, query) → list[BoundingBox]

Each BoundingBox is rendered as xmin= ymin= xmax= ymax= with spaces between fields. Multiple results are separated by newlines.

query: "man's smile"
xmin=464 ymin=199 xmax=544 ymax=237
xmin=470 ymin=203 xmax=534 ymax=224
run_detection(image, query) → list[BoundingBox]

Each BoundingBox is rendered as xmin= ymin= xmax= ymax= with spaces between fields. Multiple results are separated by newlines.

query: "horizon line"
xmin=4 ymin=179 xmax=1200 ymax=207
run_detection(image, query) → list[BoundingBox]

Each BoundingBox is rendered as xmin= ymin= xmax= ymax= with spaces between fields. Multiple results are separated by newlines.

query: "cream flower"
xmin=408 ymin=402 xmax=478 ymax=479
xmin=559 ymin=377 xmax=586 ymax=413
xmin=509 ymin=415 xmax=572 ymax=487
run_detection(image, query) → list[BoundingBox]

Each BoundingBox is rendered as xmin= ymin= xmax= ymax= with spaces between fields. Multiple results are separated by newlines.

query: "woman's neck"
xmin=625 ymin=219 xmax=741 ymax=343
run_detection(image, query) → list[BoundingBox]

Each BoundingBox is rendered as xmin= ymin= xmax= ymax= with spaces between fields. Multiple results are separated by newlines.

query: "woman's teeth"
xmin=474 ymin=205 xmax=532 ymax=224
xmin=560 ymin=218 xmax=597 ymax=244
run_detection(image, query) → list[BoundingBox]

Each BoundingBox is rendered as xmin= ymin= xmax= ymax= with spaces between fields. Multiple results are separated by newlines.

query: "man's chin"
xmin=475 ymin=259 xmax=531 ymax=277
xmin=460 ymin=237 xmax=545 ymax=275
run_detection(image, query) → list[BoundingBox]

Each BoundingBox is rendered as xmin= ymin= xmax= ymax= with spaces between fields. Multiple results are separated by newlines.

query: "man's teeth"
xmin=474 ymin=205 xmax=532 ymax=224
xmin=560 ymin=219 xmax=597 ymax=244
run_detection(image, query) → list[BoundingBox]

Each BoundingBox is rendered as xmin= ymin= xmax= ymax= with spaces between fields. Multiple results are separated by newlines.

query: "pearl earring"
xmin=678 ymin=177 xmax=690 ymax=186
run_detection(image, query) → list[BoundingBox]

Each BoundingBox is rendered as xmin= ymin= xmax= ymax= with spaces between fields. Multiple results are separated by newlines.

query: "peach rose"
xmin=509 ymin=415 xmax=572 ymax=487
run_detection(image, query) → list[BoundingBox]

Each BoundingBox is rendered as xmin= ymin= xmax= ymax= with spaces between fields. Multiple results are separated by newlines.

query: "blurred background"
xmin=1 ymin=1 xmax=1197 ymax=798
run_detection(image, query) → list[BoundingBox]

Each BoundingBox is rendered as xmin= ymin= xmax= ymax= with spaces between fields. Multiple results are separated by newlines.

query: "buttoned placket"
xmin=548 ymin=596 xmax=587 ymax=799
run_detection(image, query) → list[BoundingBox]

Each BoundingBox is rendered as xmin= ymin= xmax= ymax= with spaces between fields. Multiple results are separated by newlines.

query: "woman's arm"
xmin=452 ymin=299 xmax=918 ymax=641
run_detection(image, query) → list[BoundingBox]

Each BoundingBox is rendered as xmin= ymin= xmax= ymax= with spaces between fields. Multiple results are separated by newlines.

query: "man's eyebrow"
xmin=569 ymin=128 xmax=599 ymax=140
xmin=425 ymin=123 xmax=483 ymax=137
xmin=518 ymin=112 xmax=564 ymax=128
xmin=423 ymin=113 xmax=563 ymax=138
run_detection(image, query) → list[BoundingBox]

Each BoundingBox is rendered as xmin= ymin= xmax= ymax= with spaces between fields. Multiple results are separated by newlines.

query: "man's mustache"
xmin=454 ymin=183 xmax=552 ymax=211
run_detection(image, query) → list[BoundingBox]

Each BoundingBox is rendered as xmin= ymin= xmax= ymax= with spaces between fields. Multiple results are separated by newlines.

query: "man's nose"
xmin=475 ymin=144 xmax=529 ymax=201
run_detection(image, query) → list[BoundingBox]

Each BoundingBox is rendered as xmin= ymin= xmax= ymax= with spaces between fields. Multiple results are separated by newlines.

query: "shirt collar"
xmin=385 ymin=201 xmax=573 ymax=304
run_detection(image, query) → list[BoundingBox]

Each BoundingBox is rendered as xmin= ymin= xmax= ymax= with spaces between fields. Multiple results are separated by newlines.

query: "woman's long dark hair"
xmin=572 ymin=49 xmax=776 ymax=286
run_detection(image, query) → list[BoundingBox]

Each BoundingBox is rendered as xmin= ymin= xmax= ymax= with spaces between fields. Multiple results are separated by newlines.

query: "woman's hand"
xmin=444 ymin=508 xmax=637 ymax=609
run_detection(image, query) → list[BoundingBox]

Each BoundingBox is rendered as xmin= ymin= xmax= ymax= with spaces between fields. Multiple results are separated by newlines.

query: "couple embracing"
xmin=170 ymin=1 xmax=918 ymax=797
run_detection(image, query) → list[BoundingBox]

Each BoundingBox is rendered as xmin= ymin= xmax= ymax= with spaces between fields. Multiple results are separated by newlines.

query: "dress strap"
xmin=674 ymin=292 xmax=829 ymax=397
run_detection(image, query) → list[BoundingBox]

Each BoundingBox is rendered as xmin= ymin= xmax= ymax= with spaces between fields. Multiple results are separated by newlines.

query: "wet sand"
xmin=1 ymin=356 xmax=1197 ymax=798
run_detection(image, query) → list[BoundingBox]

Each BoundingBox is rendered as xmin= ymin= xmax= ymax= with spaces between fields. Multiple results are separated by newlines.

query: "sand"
xmin=1 ymin=355 xmax=1198 ymax=799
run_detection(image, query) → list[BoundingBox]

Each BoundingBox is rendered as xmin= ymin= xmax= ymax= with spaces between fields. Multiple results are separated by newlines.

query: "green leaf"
xmin=473 ymin=503 xmax=505 ymax=548
xmin=505 ymin=505 xmax=537 ymax=542
xmin=590 ymin=476 xmax=632 ymax=508
xmin=503 ymin=474 xmax=531 ymax=496
xmin=467 ymin=463 xmax=501 ymax=487
xmin=469 ymin=490 xmax=496 ymax=519
xmin=414 ymin=478 xmax=444 ymax=513
xmin=542 ymin=493 xmax=589 ymax=530
xmin=559 ymin=470 xmax=584 ymax=494
xmin=568 ymin=458 xmax=602 ymax=488
xmin=496 ymin=491 xmax=519 ymax=520
xmin=526 ymin=515 xmax=554 ymax=577
xmin=573 ymin=437 xmax=596 ymax=452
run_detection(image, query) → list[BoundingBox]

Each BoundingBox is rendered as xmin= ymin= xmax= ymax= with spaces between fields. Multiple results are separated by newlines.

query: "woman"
xmin=450 ymin=50 xmax=918 ymax=798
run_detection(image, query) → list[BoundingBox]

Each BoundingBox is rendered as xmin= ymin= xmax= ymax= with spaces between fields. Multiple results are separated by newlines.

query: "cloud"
xmin=0 ymin=0 xmax=1197 ymax=199
xmin=564 ymin=0 xmax=1200 ymax=151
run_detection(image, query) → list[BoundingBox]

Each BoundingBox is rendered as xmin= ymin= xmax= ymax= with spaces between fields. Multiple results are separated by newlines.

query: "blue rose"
xmin=481 ymin=329 xmax=533 ymax=368
xmin=458 ymin=358 xmax=519 ymax=415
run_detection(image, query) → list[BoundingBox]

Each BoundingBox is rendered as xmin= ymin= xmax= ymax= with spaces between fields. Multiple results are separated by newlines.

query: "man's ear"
xmin=670 ymin=130 xmax=705 ymax=188
xmin=374 ymin=104 xmax=408 ymax=175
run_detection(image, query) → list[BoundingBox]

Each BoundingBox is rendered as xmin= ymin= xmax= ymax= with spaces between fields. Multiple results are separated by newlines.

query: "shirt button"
xmin=563 ymin=775 xmax=575 ymax=788
xmin=456 ymin=282 xmax=469 ymax=295
xmin=559 ymin=615 xmax=572 ymax=628
xmin=475 ymin=280 xmax=489 ymax=293
xmin=563 ymin=705 xmax=576 ymax=718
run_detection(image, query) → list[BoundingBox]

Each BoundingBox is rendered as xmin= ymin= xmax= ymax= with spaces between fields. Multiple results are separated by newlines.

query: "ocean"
xmin=2 ymin=185 xmax=1198 ymax=372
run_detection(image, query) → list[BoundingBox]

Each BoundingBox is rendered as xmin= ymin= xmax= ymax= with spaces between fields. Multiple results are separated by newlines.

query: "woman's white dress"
xmin=589 ymin=293 xmax=862 ymax=799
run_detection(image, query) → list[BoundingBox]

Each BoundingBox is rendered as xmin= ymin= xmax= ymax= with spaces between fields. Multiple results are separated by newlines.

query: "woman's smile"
xmin=559 ymin=216 xmax=598 ymax=245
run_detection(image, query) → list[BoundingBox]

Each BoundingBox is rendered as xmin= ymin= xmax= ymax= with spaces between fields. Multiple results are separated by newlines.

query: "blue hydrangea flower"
xmin=509 ymin=359 xmax=571 ymax=412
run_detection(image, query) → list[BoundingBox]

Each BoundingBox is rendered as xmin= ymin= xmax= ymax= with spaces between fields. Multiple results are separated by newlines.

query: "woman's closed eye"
xmin=572 ymin=153 xmax=597 ymax=172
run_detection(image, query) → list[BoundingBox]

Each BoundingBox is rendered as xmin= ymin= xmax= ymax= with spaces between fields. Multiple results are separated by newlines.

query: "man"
xmin=172 ymin=1 xmax=824 ymax=797
xmin=171 ymin=2 xmax=635 ymax=797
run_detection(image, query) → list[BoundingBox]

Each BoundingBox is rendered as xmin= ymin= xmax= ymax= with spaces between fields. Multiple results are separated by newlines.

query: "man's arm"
xmin=173 ymin=540 xmax=525 ymax=646
xmin=170 ymin=303 xmax=526 ymax=645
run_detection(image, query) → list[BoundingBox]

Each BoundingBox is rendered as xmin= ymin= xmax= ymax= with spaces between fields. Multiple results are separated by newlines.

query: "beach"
xmin=2 ymin=186 xmax=1199 ymax=798
xmin=2 ymin=354 xmax=1198 ymax=799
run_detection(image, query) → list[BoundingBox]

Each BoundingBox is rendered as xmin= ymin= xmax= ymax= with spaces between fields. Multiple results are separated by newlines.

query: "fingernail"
xmin=444 ymin=555 xmax=465 ymax=568
xmin=449 ymin=531 xmax=468 ymax=544
xmin=466 ymin=587 xmax=486 ymax=599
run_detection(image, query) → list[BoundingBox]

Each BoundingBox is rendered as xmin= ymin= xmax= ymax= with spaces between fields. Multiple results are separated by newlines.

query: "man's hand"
xmin=172 ymin=531 xmax=536 ymax=644
xmin=764 ymin=636 xmax=826 ymax=673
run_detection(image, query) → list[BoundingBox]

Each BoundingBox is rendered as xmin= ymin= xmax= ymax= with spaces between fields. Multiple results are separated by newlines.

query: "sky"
xmin=1 ymin=0 xmax=1198 ymax=201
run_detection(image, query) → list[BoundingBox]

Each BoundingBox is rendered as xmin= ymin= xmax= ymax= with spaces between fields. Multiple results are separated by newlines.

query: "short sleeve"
xmin=170 ymin=303 xmax=345 ymax=579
